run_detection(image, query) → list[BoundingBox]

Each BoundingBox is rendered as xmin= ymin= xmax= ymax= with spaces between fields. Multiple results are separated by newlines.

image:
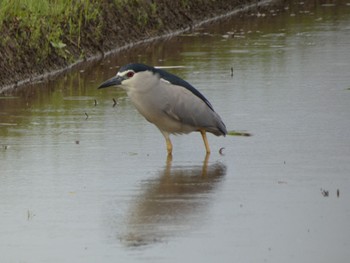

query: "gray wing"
xmin=161 ymin=81 xmax=227 ymax=136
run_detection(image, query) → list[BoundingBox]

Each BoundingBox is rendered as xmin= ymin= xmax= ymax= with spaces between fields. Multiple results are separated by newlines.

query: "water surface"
xmin=1 ymin=1 xmax=350 ymax=262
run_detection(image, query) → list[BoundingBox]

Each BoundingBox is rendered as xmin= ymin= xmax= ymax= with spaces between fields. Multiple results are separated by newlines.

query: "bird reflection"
xmin=121 ymin=155 xmax=226 ymax=247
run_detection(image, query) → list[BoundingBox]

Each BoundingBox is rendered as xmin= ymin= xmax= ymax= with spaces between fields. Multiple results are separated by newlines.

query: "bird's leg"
xmin=166 ymin=153 xmax=173 ymax=165
xmin=200 ymin=130 xmax=211 ymax=154
xmin=202 ymin=153 xmax=210 ymax=177
xmin=166 ymin=138 xmax=173 ymax=156
xmin=161 ymin=131 xmax=173 ymax=156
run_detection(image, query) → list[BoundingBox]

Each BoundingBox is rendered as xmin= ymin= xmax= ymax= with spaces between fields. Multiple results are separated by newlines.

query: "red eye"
xmin=127 ymin=71 xmax=134 ymax=78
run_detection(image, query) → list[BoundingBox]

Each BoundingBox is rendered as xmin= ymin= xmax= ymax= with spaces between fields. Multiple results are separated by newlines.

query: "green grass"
xmin=0 ymin=0 xmax=101 ymax=29
xmin=0 ymin=0 xmax=154 ymax=64
xmin=0 ymin=0 xmax=102 ymax=61
xmin=0 ymin=0 xmax=67 ymax=19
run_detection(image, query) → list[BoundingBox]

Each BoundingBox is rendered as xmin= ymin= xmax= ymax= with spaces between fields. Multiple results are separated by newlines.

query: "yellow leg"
xmin=202 ymin=153 xmax=210 ymax=176
xmin=166 ymin=152 xmax=173 ymax=165
xmin=200 ymin=130 xmax=211 ymax=154
xmin=161 ymin=130 xmax=173 ymax=155
xmin=165 ymin=137 xmax=173 ymax=156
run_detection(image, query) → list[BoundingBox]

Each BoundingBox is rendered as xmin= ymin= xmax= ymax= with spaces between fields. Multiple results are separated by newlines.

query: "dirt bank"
xmin=0 ymin=0 xmax=268 ymax=93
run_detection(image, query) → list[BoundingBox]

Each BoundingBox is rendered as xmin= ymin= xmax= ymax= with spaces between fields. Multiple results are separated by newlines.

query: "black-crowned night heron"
xmin=98 ymin=63 xmax=227 ymax=155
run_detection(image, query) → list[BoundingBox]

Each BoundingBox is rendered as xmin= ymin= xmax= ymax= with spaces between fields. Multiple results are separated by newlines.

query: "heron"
xmin=98 ymin=63 xmax=226 ymax=155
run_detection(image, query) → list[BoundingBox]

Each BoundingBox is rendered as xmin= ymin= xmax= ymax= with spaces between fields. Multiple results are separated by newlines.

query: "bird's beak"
xmin=98 ymin=75 xmax=124 ymax=89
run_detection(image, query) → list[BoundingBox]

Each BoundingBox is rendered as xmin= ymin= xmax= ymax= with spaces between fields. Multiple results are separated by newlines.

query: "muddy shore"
xmin=0 ymin=0 xmax=272 ymax=94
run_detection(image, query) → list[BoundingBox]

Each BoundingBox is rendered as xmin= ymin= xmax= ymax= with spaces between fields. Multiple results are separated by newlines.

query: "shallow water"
xmin=1 ymin=1 xmax=350 ymax=262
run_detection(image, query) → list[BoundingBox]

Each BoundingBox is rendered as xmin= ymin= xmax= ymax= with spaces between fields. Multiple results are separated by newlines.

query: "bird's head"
xmin=98 ymin=63 xmax=157 ymax=91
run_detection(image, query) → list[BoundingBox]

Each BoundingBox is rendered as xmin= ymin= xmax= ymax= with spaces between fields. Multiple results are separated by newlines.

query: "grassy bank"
xmin=0 ymin=0 xmax=257 ymax=91
xmin=0 ymin=0 xmax=101 ymax=61
xmin=0 ymin=0 xmax=103 ymax=89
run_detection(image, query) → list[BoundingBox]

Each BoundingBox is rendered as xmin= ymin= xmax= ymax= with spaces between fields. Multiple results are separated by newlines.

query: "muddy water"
xmin=1 ymin=1 xmax=350 ymax=262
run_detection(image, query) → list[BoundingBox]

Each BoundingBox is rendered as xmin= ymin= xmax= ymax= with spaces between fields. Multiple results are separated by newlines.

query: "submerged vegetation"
xmin=0 ymin=0 xmax=254 ymax=90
